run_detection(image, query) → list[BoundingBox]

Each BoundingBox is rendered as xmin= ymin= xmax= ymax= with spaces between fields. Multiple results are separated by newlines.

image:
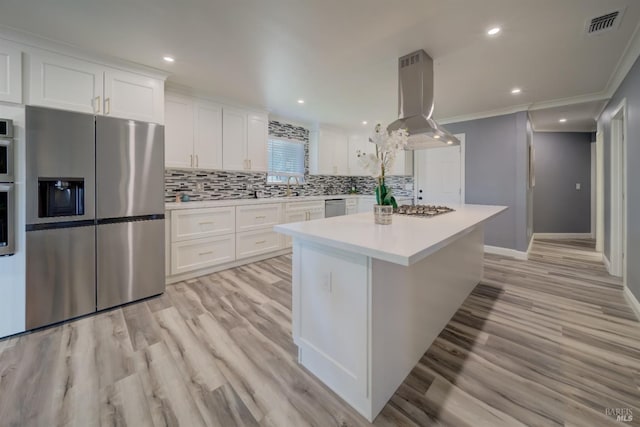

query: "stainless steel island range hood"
xmin=387 ymin=50 xmax=460 ymax=149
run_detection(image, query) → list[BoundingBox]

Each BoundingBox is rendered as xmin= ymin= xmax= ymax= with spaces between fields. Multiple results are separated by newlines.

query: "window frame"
xmin=266 ymin=136 xmax=306 ymax=185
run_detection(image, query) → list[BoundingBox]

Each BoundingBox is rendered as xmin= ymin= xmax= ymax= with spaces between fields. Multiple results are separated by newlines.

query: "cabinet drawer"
xmin=236 ymin=229 xmax=282 ymax=260
xmin=285 ymin=200 xmax=325 ymax=212
xmin=171 ymin=234 xmax=235 ymax=275
xmin=236 ymin=203 xmax=282 ymax=232
xmin=171 ymin=207 xmax=235 ymax=242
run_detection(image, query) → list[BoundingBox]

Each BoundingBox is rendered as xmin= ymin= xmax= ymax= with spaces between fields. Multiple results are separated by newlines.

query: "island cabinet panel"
xmin=171 ymin=207 xmax=235 ymax=242
xmin=294 ymin=241 xmax=371 ymax=415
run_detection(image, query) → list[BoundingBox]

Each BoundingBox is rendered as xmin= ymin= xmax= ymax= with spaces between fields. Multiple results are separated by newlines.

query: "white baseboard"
xmin=603 ymin=254 xmax=611 ymax=273
xmin=533 ymin=233 xmax=593 ymax=239
xmin=623 ymin=285 xmax=640 ymax=321
xmin=527 ymin=236 xmax=535 ymax=255
xmin=484 ymin=245 xmax=528 ymax=260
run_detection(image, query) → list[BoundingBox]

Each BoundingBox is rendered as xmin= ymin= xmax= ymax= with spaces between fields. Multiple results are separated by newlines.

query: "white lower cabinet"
xmin=236 ymin=203 xmax=281 ymax=233
xmin=171 ymin=234 xmax=235 ymax=275
xmin=236 ymin=229 xmax=282 ymax=259
xmin=171 ymin=207 xmax=235 ymax=241
xmin=346 ymin=199 xmax=358 ymax=215
xmin=283 ymin=201 xmax=325 ymax=247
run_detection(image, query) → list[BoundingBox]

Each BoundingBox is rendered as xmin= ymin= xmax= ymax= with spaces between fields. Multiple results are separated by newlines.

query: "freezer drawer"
xmin=97 ymin=219 xmax=165 ymax=310
xmin=26 ymin=225 xmax=96 ymax=329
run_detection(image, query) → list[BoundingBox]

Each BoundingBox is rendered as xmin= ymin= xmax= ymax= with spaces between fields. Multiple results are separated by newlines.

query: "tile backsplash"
xmin=165 ymin=120 xmax=414 ymax=202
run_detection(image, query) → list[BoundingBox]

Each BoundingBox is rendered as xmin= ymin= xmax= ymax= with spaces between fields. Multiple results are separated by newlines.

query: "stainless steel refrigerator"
xmin=25 ymin=106 xmax=165 ymax=330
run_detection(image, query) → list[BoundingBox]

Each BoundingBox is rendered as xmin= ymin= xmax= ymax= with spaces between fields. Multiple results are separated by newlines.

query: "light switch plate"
xmin=576 ymin=183 xmax=581 ymax=190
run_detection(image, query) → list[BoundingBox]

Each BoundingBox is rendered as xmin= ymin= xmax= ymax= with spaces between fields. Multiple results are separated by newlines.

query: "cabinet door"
xmin=283 ymin=211 xmax=306 ymax=247
xmin=104 ymin=68 xmax=164 ymax=123
xmin=348 ymin=134 xmax=370 ymax=176
xmin=164 ymin=94 xmax=194 ymax=169
xmin=194 ymin=101 xmax=223 ymax=170
xmin=247 ymin=113 xmax=268 ymax=172
xmin=391 ymin=151 xmax=413 ymax=176
xmin=315 ymin=129 xmax=337 ymax=175
xmin=333 ymin=133 xmax=349 ymax=175
xmin=308 ymin=208 xmax=325 ymax=221
xmin=0 ymin=40 xmax=22 ymax=104
xmin=222 ymin=107 xmax=247 ymax=171
xmin=29 ymin=50 xmax=103 ymax=114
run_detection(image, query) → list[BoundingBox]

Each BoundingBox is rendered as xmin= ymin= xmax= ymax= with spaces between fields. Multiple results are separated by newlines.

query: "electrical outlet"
xmin=576 ymin=183 xmax=581 ymax=190
xmin=195 ymin=182 xmax=204 ymax=192
xmin=246 ymin=184 xmax=254 ymax=191
xmin=405 ymin=183 xmax=413 ymax=191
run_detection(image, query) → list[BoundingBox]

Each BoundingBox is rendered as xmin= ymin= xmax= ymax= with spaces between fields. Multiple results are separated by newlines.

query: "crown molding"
xmin=0 ymin=24 xmax=169 ymax=80
xmin=527 ymin=92 xmax=610 ymax=111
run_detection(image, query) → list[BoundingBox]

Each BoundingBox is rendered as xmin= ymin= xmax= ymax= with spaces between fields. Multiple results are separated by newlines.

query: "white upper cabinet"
xmin=310 ymin=127 xmax=349 ymax=175
xmin=222 ymin=107 xmax=248 ymax=171
xmin=194 ymin=101 xmax=223 ymax=170
xmin=165 ymin=93 xmax=194 ymax=169
xmin=104 ymin=68 xmax=164 ymax=123
xmin=27 ymin=49 xmax=165 ymax=123
xmin=222 ymin=108 xmax=268 ymax=172
xmin=392 ymin=151 xmax=413 ymax=176
xmin=29 ymin=50 xmax=103 ymax=114
xmin=247 ymin=113 xmax=268 ymax=172
xmin=348 ymin=134 xmax=370 ymax=176
xmin=0 ymin=39 xmax=22 ymax=104
xmin=165 ymin=92 xmax=223 ymax=170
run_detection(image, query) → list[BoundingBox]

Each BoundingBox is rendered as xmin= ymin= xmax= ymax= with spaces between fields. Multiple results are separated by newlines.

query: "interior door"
xmin=415 ymin=136 xmax=464 ymax=205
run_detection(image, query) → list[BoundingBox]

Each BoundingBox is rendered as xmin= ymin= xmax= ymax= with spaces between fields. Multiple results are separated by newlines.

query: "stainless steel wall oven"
xmin=0 ymin=118 xmax=14 ymax=257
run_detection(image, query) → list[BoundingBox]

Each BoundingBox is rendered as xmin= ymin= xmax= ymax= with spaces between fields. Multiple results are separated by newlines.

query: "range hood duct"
xmin=387 ymin=50 xmax=460 ymax=149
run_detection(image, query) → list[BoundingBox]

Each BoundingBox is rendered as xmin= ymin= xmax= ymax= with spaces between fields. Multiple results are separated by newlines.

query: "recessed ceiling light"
xmin=559 ymin=118 xmax=567 ymax=123
xmin=163 ymin=56 xmax=175 ymax=63
xmin=511 ymin=88 xmax=522 ymax=94
xmin=434 ymin=135 xmax=440 ymax=139
xmin=487 ymin=27 xmax=501 ymax=36
xmin=297 ymin=99 xmax=305 ymax=104
xmin=362 ymin=121 xmax=368 ymax=125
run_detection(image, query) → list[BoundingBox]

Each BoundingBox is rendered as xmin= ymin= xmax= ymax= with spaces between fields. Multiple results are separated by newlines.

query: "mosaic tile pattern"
xmin=165 ymin=121 xmax=413 ymax=202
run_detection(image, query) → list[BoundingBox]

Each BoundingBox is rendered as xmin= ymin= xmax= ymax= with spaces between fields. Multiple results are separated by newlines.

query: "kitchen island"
xmin=274 ymin=204 xmax=507 ymax=421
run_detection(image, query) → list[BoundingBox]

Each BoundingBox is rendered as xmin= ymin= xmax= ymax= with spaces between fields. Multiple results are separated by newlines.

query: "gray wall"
xmin=598 ymin=54 xmax=640 ymax=302
xmin=532 ymin=132 xmax=592 ymax=233
xmin=445 ymin=111 xmax=531 ymax=252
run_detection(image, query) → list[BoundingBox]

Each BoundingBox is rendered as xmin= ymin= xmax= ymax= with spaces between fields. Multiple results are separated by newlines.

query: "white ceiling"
xmin=528 ymin=100 xmax=609 ymax=132
xmin=0 ymin=0 xmax=638 ymax=131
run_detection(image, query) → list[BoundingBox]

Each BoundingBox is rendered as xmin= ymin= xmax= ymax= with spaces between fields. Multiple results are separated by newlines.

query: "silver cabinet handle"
xmin=190 ymin=155 xmax=194 ymax=167
xmin=248 ymin=159 xmax=252 ymax=170
xmin=198 ymin=221 xmax=214 ymax=225
xmin=105 ymin=97 xmax=111 ymax=115
xmin=199 ymin=250 xmax=213 ymax=256
xmin=255 ymin=240 xmax=266 ymax=245
xmin=255 ymin=215 xmax=267 ymax=219
xmin=95 ymin=96 xmax=101 ymax=113
xmin=195 ymin=155 xmax=199 ymax=168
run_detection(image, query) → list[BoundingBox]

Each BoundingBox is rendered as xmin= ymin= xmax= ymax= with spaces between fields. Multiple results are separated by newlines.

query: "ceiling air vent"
xmin=587 ymin=9 xmax=624 ymax=35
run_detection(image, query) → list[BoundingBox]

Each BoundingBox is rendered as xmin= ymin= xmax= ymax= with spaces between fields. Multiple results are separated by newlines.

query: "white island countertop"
xmin=275 ymin=204 xmax=507 ymax=266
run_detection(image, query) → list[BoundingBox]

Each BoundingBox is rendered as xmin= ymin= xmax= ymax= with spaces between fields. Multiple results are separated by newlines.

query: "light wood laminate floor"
xmin=1 ymin=238 xmax=639 ymax=426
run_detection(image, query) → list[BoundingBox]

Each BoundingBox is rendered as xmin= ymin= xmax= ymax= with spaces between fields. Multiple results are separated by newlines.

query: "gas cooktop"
xmin=394 ymin=204 xmax=455 ymax=217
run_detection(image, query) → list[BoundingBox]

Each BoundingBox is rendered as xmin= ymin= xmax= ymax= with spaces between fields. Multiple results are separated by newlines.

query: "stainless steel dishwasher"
xmin=325 ymin=199 xmax=346 ymax=217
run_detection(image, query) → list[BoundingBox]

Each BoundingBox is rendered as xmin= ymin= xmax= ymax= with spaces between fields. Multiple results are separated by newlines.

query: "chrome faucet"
xmin=286 ymin=176 xmax=300 ymax=197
